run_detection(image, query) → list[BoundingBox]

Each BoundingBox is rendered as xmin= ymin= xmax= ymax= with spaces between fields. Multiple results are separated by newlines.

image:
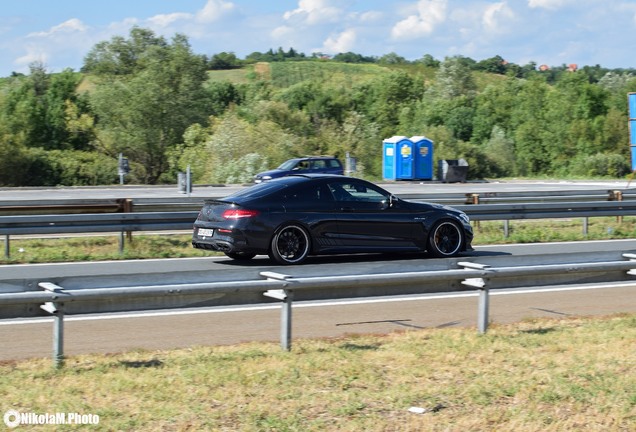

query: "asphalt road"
xmin=1 ymin=282 xmax=634 ymax=361
xmin=1 ymin=240 xmax=636 ymax=361
xmin=3 ymin=239 xmax=636 ymax=282
xmin=0 ymin=179 xmax=633 ymax=201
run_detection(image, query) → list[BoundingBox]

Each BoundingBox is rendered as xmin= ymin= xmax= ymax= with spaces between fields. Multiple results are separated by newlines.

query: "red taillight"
xmin=222 ymin=209 xmax=260 ymax=219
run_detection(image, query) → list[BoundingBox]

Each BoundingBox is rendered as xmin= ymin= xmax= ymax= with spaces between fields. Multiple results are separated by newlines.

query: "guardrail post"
xmin=582 ymin=217 xmax=589 ymax=236
xmin=39 ymin=282 xmax=66 ymax=369
xmin=4 ymin=234 xmax=9 ymax=259
xmin=116 ymin=198 xmax=134 ymax=254
xmin=458 ymin=262 xmax=492 ymax=334
xmin=118 ymin=232 xmax=125 ymax=254
xmin=609 ymin=190 xmax=623 ymax=224
xmin=477 ymin=287 xmax=489 ymax=334
xmin=261 ymin=272 xmax=293 ymax=351
xmin=503 ymin=220 xmax=510 ymax=238
xmin=466 ymin=194 xmax=480 ymax=229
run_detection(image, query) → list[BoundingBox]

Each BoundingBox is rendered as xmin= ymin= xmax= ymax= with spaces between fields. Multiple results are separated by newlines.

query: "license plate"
xmin=198 ymin=228 xmax=214 ymax=237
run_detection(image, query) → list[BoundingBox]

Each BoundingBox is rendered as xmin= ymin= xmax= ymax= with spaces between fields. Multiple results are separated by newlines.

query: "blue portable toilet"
xmin=411 ymin=136 xmax=434 ymax=180
xmin=383 ymin=136 xmax=434 ymax=180
xmin=629 ymin=93 xmax=636 ymax=170
xmin=383 ymin=136 xmax=410 ymax=180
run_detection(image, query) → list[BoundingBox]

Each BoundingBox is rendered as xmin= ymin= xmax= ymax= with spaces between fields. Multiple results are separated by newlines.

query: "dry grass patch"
xmin=1 ymin=314 xmax=634 ymax=431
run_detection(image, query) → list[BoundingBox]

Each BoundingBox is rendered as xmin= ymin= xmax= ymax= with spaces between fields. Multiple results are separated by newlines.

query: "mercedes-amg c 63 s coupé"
xmin=192 ymin=174 xmax=473 ymax=265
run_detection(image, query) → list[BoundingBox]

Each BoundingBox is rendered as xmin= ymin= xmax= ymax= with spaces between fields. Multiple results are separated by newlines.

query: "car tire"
xmin=269 ymin=224 xmax=311 ymax=265
xmin=427 ymin=220 xmax=464 ymax=258
xmin=224 ymin=252 xmax=257 ymax=261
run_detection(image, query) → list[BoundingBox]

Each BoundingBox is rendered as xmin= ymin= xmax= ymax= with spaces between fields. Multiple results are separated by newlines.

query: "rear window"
xmin=222 ymin=176 xmax=304 ymax=201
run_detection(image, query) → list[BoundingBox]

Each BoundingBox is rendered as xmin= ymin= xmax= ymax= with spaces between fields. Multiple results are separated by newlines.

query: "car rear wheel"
xmin=269 ymin=224 xmax=311 ymax=265
xmin=224 ymin=251 xmax=257 ymax=261
xmin=427 ymin=220 xmax=463 ymax=258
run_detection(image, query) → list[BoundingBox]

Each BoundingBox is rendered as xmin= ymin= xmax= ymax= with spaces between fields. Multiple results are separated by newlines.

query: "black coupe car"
xmin=192 ymin=174 xmax=473 ymax=265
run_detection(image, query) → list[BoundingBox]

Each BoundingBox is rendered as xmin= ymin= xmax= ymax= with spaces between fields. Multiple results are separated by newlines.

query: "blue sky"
xmin=2 ymin=0 xmax=636 ymax=77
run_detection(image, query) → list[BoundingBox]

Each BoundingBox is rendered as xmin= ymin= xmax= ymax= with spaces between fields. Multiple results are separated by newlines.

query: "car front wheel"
xmin=269 ymin=224 xmax=311 ymax=265
xmin=427 ymin=220 xmax=464 ymax=258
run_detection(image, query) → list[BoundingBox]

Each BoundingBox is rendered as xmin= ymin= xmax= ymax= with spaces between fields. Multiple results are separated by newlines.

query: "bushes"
xmin=5 ymin=149 xmax=121 ymax=186
xmin=567 ymin=153 xmax=631 ymax=178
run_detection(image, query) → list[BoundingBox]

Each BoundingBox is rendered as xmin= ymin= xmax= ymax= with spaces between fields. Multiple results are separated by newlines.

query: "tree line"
xmin=1 ymin=27 xmax=635 ymax=187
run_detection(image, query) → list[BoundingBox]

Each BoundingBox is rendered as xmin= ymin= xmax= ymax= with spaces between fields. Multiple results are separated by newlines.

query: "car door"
xmin=327 ymin=179 xmax=418 ymax=250
xmin=280 ymin=182 xmax=341 ymax=250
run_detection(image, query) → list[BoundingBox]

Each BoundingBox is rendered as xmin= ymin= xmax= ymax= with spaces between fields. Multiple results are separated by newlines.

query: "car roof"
xmin=296 ymin=156 xmax=339 ymax=161
xmin=286 ymin=173 xmax=345 ymax=179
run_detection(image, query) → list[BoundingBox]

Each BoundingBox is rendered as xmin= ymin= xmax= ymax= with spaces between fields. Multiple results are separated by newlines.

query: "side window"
xmin=294 ymin=161 xmax=309 ymax=171
xmin=328 ymin=181 xmax=387 ymax=202
xmin=284 ymin=184 xmax=333 ymax=205
xmin=311 ymin=160 xmax=326 ymax=169
xmin=329 ymin=181 xmax=388 ymax=203
xmin=328 ymin=160 xmax=341 ymax=168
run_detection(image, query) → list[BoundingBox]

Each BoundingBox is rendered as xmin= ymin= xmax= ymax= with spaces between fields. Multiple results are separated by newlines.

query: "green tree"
xmin=429 ymin=56 xmax=477 ymax=99
xmin=378 ymin=52 xmax=407 ymax=65
xmin=352 ymin=71 xmax=425 ymax=138
xmin=0 ymin=63 xmax=91 ymax=151
xmin=209 ymin=52 xmax=242 ymax=70
xmin=88 ymin=30 xmax=211 ymax=183
xmin=82 ymin=27 xmax=167 ymax=75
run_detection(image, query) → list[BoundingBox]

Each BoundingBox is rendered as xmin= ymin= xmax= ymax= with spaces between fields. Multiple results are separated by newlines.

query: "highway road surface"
xmin=0 ymin=179 xmax=634 ymax=201
xmin=1 ymin=280 xmax=634 ymax=361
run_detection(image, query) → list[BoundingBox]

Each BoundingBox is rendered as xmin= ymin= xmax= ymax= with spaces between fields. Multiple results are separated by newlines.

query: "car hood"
xmin=400 ymin=199 xmax=464 ymax=215
xmin=255 ymin=169 xmax=286 ymax=179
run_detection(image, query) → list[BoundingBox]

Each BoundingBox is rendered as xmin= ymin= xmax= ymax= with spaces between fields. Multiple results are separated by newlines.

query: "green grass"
xmin=1 ymin=314 xmax=634 ymax=430
xmin=207 ymin=67 xmax=253 ymax=84
xmin=1 ymin=216 xmax=635 ymax=264
xmin=268 ymin=61 xmax=391 ymax=88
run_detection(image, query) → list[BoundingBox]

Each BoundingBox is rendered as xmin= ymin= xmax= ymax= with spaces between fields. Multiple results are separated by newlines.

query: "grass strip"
xmin=2 ymin=217 xmax=636 ymax=264
xmin=1 ymin=314 xmax=634 ymax=431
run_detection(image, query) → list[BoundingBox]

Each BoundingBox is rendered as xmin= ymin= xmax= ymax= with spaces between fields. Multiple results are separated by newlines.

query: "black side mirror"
xmin=380 ymin=195 xmax=397 ymax=210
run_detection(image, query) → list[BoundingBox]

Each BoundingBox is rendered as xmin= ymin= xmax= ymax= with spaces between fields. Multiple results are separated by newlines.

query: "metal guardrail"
xmin=1 ymin=187 xmax=635 ymax=214
xmin=455 ymin=201 xmax=636 ymax=220
xmin=0 ymin=211 xmax=198 ymax=258
xmin=2 ymin=200 xmax=636 ymax=258
xmin=2 ymin=201 xmax=634 ymax=237
xmin=1 ymin=254 xmax=635 ymax=368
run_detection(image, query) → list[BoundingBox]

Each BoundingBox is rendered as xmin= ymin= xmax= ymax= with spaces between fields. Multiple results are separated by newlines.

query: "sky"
xmin=2 ymin=0 xmax=636 ymax=77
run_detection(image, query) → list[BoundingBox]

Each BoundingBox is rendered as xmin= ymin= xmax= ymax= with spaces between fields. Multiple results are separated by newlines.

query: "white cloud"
xmin=320 ymin=28 xmax=356 ymax=53
xmin=14 ymin=45 xmax=48 ymax=69
xmin=483 ymin=2 xmax=515 ymax=33
xmin=14 ymin=18 xmax=92 ymax=72
xmin=283 ymin=0 xmax=344 ymax=25
xmin=271 ymin=25 xmax=294 ymax=40
xmin=359 ymin=11 xmax=383 ymax=23
xmin=196 ymin=0 xmax=235 ymax=23
xmin=391 ymin=0 xmax=447 ymax=40
xmin=148 ymin=13 xmax=192 ymax=28
xmin=528 ymin=0 xmax=574 ymax=10
xmin=27 ymin=18 xmax=88 ymax=38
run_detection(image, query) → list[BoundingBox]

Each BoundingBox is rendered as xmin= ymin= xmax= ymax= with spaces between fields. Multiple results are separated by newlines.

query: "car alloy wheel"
xmin=428 ymin=220 xmax=463 ymax=257
xmin=270 ymin=224 xmax=311 ymax=265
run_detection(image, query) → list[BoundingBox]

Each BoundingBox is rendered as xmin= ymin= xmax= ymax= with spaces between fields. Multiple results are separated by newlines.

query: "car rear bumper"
xmin=192 ymin=240 xmax=235 ymax=253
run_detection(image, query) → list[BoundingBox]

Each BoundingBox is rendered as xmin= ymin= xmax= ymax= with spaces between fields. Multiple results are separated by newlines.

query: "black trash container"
xmin=437 ymin=159 xmax=468 ymax=183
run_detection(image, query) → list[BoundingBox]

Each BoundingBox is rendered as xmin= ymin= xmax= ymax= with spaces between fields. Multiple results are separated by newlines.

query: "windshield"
xmin=277 ymin=159 xmax=301 ymax=170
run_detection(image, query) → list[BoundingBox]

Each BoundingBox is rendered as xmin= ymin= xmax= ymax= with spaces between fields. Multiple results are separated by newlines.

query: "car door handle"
xmin=340 ymin=207 xmax=355 ymax=212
